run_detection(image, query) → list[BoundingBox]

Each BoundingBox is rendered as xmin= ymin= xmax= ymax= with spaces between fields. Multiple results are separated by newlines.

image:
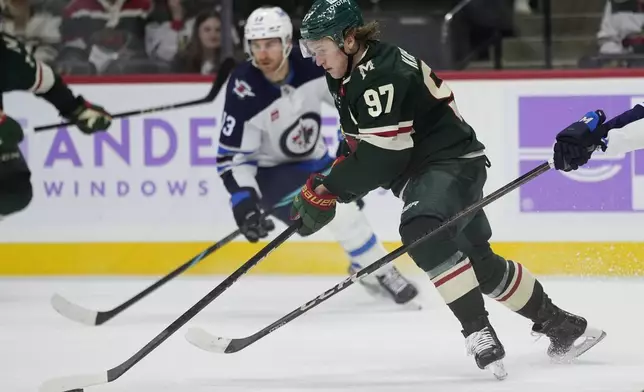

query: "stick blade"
xmin=51 ymin=294 xmax=99 ymax=326
xmin=40 ymin=371 xmax=108 ymax=392
xmin=185 ymin=327 xmax=232 ymax=353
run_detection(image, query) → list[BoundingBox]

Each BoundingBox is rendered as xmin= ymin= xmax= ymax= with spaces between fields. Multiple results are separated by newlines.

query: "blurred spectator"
xmin=145 ymin=0 xmax=194 ymax=64
xmin=598 ymin=0 xmax=644 ymax=55
xmin=171 ymin=10 xmax=222 ymax=74
xmin=0 ymin=0 xmax=61 ymax=64
xmin=58 ymin=0 xmax=153 ymax=74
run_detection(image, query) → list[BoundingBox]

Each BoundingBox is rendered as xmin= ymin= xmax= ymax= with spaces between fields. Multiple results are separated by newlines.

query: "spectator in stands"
xmin=598 ymin=0 xmax=644 ymax=54
xmin=0 ymin=0 xmax=61 ymax=64
xmin=145 ymin=0 xmax=195 ymax=64
xmin=171 ymin=10 xmax=222 ymax=74
xmin=57 ymin=0 xmax=153 ymax=74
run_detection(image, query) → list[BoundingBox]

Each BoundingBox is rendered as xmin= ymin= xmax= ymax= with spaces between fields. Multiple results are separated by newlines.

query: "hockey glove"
xmin=63 ymin=96 xmax=112 ymax=134
xmin=290 ymin=174 xmax=337 ymax=236
xmin=0 ymin=114 xmax=25 ymax=150
xmin=553 ymin=110 xmax=607 ymax=171
xmin=231 ymin=187 xmax=275 ymax=243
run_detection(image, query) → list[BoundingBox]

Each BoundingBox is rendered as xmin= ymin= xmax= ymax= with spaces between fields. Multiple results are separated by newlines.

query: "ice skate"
xmin=349 ymin=262 xmax=421 ymax=309
xmin=532 ymin=302 xmax=606 ymax=362
xmin=463 ymin=318 xmax=507 ymax=380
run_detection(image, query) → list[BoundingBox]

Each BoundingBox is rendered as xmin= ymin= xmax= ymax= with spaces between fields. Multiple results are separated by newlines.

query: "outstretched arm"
xmin=216 ymin=82 xmax=274 ymax=243
xmin=599 ymin=103 xmax=644 ymax=156
xmin=0 ymin=33 xmax=112 ymax=134
xmin=552 ymin=105 xmax=644 ymax=172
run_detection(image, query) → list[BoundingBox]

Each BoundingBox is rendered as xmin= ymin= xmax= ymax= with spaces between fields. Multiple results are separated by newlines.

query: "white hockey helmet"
xmin=244 ymin=6 xmax=293 ymax=66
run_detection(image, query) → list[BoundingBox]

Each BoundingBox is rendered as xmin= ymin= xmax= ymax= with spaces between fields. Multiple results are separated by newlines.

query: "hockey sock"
xmin=428 ymin=252 xmax=489 ymax=334
xmin=483 ymin=258 xmax=547 ymax=322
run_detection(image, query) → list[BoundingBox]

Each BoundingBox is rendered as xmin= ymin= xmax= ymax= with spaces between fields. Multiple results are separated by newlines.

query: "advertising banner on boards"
xmin=518 ymin=95 xmax=644 ymax=212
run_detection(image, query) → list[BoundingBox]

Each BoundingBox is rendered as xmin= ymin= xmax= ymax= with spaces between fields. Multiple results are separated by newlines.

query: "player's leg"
xmin=267 ymin=197 xmax=419 ymax=306
xmin=0 ymin=114 xmax=33 ymax=217
xmin=327 ymin=201 xmax=419 ymax=306
xmin=328 ymin=130 xmax=420 ymax=304
xmin=456 ymin=209 xmax=606 ymax=360
xmin=398 ymin=157 xmax=505 ymax=377
xmin=256 ymin=158 xmax=419 ymax=305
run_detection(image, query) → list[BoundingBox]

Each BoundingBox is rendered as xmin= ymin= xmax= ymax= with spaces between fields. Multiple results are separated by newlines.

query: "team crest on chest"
xmin=233 ymin=79 xmax=255 ymax=99
xmin=280 ymin=112 xmax=322 ymax=157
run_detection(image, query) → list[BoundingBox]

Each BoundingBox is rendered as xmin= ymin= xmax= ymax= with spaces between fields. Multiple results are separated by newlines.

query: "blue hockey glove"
xmin=553 ymin=110 xmax=607 ymax=171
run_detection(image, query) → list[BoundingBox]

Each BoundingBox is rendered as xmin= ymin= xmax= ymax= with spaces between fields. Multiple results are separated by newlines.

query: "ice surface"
xmin=0 ymin=275 xmax=642 ymax=392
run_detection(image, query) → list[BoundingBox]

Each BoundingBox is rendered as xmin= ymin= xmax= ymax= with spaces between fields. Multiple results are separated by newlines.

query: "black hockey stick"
xmin=50 ymin=228 xmax=242 ymax=326
xmin=50 ymin=186 xmax=303 ymax=326
xmin=40 ymin=222 xmax=300 ymax=392
xmin=184 ymin=160 xmax=554 ymax=354
xmin=33 ymin=58 xmax=236 ymax=133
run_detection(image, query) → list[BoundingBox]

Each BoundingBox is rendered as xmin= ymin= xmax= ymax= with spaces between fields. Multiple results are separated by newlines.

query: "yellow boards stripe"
xmin=0 ymin=242 xmax=643 ymax=275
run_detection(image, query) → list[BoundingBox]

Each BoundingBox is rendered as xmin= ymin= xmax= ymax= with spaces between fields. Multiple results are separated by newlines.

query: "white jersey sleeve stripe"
xmin=217 ymin=160 xmax=259 ymax=174
xmin=217 ymin=145 xmax=254 ymax=156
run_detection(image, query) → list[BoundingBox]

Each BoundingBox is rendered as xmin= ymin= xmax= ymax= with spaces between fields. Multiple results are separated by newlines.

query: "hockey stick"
xmin=50 ymin=229 xmax=240 ymax=326
xmin=40 ymin=222 xmax=300 ymax=392
xmin=184 ymin=160 xmax=554 ymax=354
xmin=33 ymin=58 xmax=236 ymax=133
xmin=50 ymin=186 xmax=303 ymax=326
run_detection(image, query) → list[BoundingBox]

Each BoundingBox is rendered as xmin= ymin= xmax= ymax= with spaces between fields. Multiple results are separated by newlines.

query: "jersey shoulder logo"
xmin=280 ymin=112 xmax=322 ymax=158
xmin=233 ymin=79 xmax=255 ymax=99
xmin=358 ymin=60 xmax=374 ymax=80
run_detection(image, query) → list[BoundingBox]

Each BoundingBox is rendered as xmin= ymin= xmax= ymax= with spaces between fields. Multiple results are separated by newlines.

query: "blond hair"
xmin=348 ymin=21 xmax=380 ymax=44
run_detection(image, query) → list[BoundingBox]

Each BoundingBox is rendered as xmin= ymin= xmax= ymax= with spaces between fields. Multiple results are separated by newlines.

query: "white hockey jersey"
xmin=216 ymin=49 xmax=334 ymax=195
xmin=602 ymin=101 xmax=644 ymax=157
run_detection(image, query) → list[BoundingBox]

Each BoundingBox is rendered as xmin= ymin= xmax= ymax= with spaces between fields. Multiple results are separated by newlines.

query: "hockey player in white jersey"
xmin=216 ymin=6 xmax=419 ymax=305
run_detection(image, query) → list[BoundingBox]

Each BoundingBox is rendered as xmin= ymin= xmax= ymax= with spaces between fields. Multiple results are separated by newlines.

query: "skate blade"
xmin=485 ymin=360 xmax=508 ymax=380
xmin=357 ymin=280 xmax=421 ymax=308
xmin=552 ymin=326 xmax=607 ymax=363
xmin=352 ymin=270 xmax=422 ymax=310
xmin=370 ymin=285 xmax=423 ymax=311
xmin=358 ymin=280 xmax=389 ymax=298
xmin=402 ymin=299 xmax=423 ymax=311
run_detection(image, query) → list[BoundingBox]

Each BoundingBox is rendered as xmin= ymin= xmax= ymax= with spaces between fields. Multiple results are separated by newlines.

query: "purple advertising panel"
xmin=519 ymin=95 xmax=644 ymax=212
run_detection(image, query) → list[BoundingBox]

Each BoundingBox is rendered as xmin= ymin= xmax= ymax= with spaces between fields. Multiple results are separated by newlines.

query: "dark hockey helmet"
xmin=299 ymin=0 xmax=364 ymax=58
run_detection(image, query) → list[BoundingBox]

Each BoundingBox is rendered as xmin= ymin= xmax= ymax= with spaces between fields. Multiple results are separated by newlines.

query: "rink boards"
xmin=2 ymin=71 xmax=644 ymax=276
xmin=1 ymin=241 xmax=643 ymax=275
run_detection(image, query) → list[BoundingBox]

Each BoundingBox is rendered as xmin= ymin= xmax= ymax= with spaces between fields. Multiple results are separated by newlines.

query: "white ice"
xmin=1 ymin=275 xmax=642 ymax=392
